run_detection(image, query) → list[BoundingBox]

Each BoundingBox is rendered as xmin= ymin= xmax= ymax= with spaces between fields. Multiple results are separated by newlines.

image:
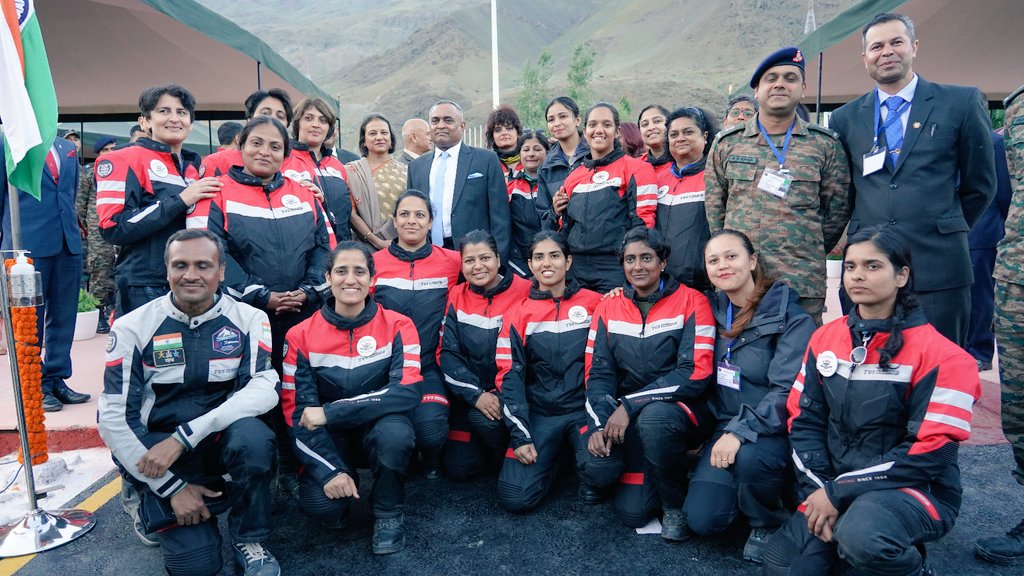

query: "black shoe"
xmin=578 ymin=483 xmax=604 ymax=505
xmin=276 ymin=473 xmax=299 ymax=500
xmin=743 ymin=527 xmax=775 ymax=563
xmin=51 ymin=384 xmax=91 ymax=405
xmin=661 ymin=507 xmax=691 ymax=542
xmin=372 ymin=515 xmax=406 ymax=555
xmin=42 ymin=393 xmax=63 ymax=412
xmin=976 ymin=518 xmax=1024 ymax=565
xmin=97 ymin=306 xmax=111 ymax=334
xmin=422 ymin=456 xmax=442 ymax=480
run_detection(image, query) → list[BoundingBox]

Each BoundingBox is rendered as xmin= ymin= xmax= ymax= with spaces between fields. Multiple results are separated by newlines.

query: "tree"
xmin=567 ymin=43 xmax=596 ymax=108
xmin=515 ymin=49 xmax=553 ymax=130
xmin=618 ymin=96 xmax=633 ymax=119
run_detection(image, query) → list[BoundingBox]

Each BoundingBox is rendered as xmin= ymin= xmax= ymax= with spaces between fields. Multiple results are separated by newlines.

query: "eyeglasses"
xmin=727 ymin=108 xmax=757 ymax=119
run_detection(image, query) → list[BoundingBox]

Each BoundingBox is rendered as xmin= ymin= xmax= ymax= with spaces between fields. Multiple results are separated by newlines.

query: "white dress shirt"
xmin=431 ymin=141 xmax=461 ymax=238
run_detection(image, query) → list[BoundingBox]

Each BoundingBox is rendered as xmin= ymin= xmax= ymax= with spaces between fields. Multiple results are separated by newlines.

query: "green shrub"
xmin=78 ymin=289 xmax=100 ymax=313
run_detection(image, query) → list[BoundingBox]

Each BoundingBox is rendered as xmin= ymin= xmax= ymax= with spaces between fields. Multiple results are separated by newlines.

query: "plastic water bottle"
xmin=8 ymin=254 xmax=42 ymax=307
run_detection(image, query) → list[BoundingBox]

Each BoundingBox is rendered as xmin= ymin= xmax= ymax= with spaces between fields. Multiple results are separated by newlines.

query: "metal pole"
xmin=208 ymin=119 xmax=213 ymax=152
xmin=8 ymin=184 xmax=21 ymax=251
xmin=491 ymin=0 xmax=499 ymax=109
xmin=816 ymin=52 xmax=824 ymax=125
xmin=0 ymin=249 xmax=38 ymax=509
xmin=257 ymin=61 xmax=262 ymax=90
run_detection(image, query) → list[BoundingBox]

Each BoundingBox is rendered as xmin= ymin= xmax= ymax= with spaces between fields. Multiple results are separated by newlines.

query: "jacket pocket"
xmin=725 ymin=162 xmax=758 ymax=182
xmin=935 ymin=215 xmax=969 ymax=235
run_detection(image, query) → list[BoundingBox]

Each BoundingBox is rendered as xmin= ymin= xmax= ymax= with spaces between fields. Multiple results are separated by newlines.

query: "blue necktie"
xmin=884 ymin=96 xmax=905 ymax=166
xmin=430 ymin=151 xmax=449 ymax=246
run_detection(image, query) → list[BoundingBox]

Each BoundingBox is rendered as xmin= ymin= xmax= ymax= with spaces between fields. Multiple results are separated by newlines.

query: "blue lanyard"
xmin=725 ymin=302 xmax=737 ymax=362
xmin=872 ymin=93 xmax=911 ymax=148
xmin=756 ymin=119 xmax=795 ymax=170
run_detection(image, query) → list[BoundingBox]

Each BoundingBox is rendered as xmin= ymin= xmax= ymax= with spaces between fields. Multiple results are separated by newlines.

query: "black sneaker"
xmin=660 ymin=507 xmax=691 ymax=542
xmin=233 ymin=542 xmax=281 ymax=576
xmin=743 ymin=527 xmax=774 ymax=563
xmin=97 ymin=306 xmax=111 ymax=334
xmin=372 ymin=515 xmax=406 ymax=555
xmin=578 ymin=483 xmax=605 ymax=505
xmin=422 ymin=456 xmax=442 ymax=480
xmin=976 ymin=518 xmax=1024 ymax=565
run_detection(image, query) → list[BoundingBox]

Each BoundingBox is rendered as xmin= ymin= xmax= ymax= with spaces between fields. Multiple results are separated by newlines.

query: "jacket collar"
xmin=163 ymin=291 xmax=227 ymax=327
xmin=846 ymin=303 xmax=928 ymax=335
xmin=228 ymin=166 xmax=286 ymax=193
xmin=711 ymin=281 xmax=793 ymax=329
xmin=583 ymin=148 xmax=625 ymax=170
xmin=468 ymin=266 xmax=517 ymax=298
xmin=624 ymin=274 xmax=680 ymax=305
xmin=529 ymin=278 xmax=582 ymax=301
xmin=319 ymin=296 xmax=378 ymax=330
xmin=136 ymin=137 xmax=200 ymax=165
xmin=290 ymin=140 xmax=332 ymax=162
xmin=388 ymin=239 xmax=434 ymax=262
xmin=671 ymin=156 xmax=707 ymax=178
xmin=542 ymin=139 xmax=590 ymax=170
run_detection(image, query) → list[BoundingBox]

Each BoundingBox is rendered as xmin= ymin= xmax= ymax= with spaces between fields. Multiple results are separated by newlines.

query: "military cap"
xmin=750 ymin=46 xmax=805 ymax=88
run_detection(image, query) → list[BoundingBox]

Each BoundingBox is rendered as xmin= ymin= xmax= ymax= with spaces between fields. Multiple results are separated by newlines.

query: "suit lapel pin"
xmin=912 ymin=122 xmax=922 ymax=129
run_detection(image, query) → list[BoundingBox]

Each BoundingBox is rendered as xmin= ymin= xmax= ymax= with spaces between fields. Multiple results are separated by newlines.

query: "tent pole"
xmin=257 ymin=61 xmax=262 ymax=90
xmin=816 ymin=52 xmax=824 ymax=125
xmin=208 ymin=120 xmax=213 ymax=152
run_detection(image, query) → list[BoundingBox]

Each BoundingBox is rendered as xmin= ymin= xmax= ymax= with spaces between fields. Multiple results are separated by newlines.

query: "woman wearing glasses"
xmin=762 ymin=226 xmax=980 ymax=576
xmin=722 ymin=95 xmax=758 ymax=129
xmin=656 ymin=106 xmax=719 ymax=291
xmin=683 ymin=229 xmax=814 ymax=563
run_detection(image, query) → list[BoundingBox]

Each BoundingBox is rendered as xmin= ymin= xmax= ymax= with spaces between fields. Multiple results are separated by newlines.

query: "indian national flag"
xmin=1 ymin=0 xmax=57 ymax=200
xmin=154 ymin=333 xmax=183 ymax=351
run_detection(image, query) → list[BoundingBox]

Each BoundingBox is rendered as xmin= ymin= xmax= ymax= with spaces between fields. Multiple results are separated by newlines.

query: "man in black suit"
xmin=830 ymin=12 xmax=995 ymax=346
xmin=407 ymin=101 xmax=510 ymax=258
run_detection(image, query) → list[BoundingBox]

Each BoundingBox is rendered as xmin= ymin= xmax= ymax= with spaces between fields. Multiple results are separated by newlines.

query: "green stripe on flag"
xmin=3 ymin=0 xmax=57 ymax=200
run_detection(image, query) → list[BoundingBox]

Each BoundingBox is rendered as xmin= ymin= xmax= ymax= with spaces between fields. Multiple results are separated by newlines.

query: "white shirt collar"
xmin=876 ymin=73 xmax=918 ymax=104
xmin=403 ymin=148 xmax=420 ymax=160
xmin=434 ymin=141 xmax=461 ymax=160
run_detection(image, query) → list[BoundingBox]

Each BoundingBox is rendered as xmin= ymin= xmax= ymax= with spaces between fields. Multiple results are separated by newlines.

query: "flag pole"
xmin=0 ymin=246 xmax=96 ymax=557
xmin=8 ymin=183 xmax=21 ymax=250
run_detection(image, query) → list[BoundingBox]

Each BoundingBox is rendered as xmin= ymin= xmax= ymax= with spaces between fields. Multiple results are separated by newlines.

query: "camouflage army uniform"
xmin=995 ymin=85 xmax=1024 ymax=485
xmin=76 ymin=164 xmax=116 ymax=306
xmin=705 ymin=115 xmax=851 ymax=323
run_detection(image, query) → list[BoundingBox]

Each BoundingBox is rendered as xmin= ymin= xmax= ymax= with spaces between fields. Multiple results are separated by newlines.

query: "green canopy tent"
xmin=798 ymin=0 xmax=1024 ymax=113
xmin=38 ymin=0 xmax=337 ymax=121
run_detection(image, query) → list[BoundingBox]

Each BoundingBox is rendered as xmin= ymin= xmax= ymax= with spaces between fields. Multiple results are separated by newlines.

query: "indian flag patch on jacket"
xmin=152 ymin=333 xmax=185 ymax=367
xmin=154 ymin=333 xmax=183 ymax=350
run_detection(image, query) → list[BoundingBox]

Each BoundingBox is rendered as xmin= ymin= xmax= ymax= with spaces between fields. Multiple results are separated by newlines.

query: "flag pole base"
xmin=0 ymin=507 xmax=95 ymax=558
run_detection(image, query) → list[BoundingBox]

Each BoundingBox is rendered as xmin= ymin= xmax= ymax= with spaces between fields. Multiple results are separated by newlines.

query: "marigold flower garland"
xmin=5 ymin=258 xmax=47 ymax=465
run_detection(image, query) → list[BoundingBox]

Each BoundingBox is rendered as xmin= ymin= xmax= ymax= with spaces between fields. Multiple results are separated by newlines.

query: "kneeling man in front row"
xmin=98 ymin=229 xmax=281 ymax=576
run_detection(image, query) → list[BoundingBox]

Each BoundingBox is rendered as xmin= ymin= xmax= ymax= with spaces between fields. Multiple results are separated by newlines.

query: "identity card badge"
xmin=758 ymin=168 xmax=792 ymax=198
xmin=863 ymin=147 xmax=886 ymax=176
xmin=717 ymin=361 xmax=741 ymax=390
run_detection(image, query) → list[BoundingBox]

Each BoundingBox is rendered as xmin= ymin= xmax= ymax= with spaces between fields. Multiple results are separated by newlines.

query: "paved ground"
xmin=3 ymin=442 xmax=1023 ymax=576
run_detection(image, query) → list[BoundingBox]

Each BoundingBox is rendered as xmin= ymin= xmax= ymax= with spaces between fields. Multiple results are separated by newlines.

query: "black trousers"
xmin=635 ymin=400 xmax=710 ymax=509
xmin=298 ymin=413 xmax=415 ymax=521
xmin=683 ymin=431 xmax=790 ymax=535
xmin=442 ymin=397 xmax=508 ymax=481
xmin=967 ymin=247 xmax=997 ymax=363
xmin=497 ymin=411 xmax=587 ymax=513
xmin=580 ymin=420 xmax=659 ymax=528
xmin=412 ymin=365 xmax=450 ymax=461
xmin=570 ymin=253 xmax=625 ymax=293
xmin=762 ymin=487 xmax=957 ymax=576
xmin=143 ymin=418 xmax=275 ymax=576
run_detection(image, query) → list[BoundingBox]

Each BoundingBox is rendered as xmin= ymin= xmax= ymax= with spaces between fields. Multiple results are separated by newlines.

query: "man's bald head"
xmin=402 ymin=118 xmax=432 ymax=155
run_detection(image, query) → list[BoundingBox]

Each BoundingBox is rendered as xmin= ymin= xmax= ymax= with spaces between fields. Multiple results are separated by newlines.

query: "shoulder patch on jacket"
xmin=728 ymin=155 xmax=759 ymax=165
xmin=719 ymin=124 xmax=744 ymax=138
xmin=808 ymin=124 xmax=840 ymax=139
